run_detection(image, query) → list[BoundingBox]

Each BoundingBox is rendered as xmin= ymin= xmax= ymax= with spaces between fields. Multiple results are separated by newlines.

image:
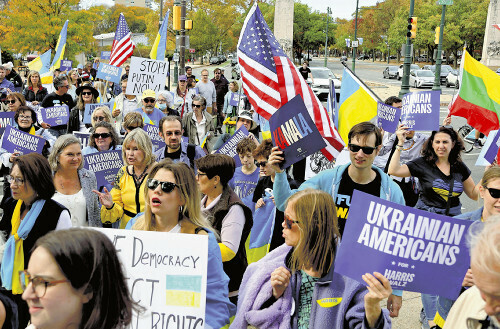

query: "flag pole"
xmin=340 ymin=60 xmax=383 ymax=102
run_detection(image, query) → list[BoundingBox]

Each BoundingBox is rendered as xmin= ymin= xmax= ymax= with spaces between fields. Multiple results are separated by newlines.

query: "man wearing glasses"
xmin=268 ymin=121 xmax=406 ymax=318
xmin=197 ymin=69 xmax=217 ymax=115
xmin=40 ymin=75 xmax=75 ymax=137
xmin=133 ymin=89 xmax=165 ymax=127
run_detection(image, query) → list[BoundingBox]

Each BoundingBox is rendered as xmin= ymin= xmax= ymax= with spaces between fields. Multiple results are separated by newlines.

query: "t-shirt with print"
xmin=335 ymin=167 xmax=381 ymax=236
xmin=298 ymin=67 xmax=311 ymax=80
xmin=228 ymin=166 xmax=260 ymax=200
xmin=406 ymin=157 xmax=471 ymax=209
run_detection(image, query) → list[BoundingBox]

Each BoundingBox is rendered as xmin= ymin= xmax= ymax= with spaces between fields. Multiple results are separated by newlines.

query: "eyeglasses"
xmin=147 ymin=178 xmax=178 ymax=193
xmin=126 ymin=126 xmax=140 ymax=131
xmin=143 ymin=98 xmax=156 ymax=104
xmin=93 ymin=132 xmax=111 ymax=139
xmin=348 ymin=143 xmax=377 ymax=155
xmin=484 ymin=187 xmax=500 ymax=199
xmin=179 ymin=80 xmax=187 ymax=83
xmin=193 ymin=104 xmax=202 ymax=108
xmin=196 ymin=172 xmax=207 ymax=177
xmin=157 ymin=99 xmax=167 ymax=104
xmin=19 ymin=270 xmax=70 ymax=298
xmin=7 ymin=99 xmax=18 ymax=104
xmin=60 ymin=85 xmax=69 ymax=89
xmin=164 ymin=131 xmax=182 ymax=136
xmin=256 ymin=161 xmax=268 ymax=167
xmin=284 ymin=214 xmax=299 ymax=229
xmin=7 ymin=175 xmax=24 ymax=186
xmin=93 ymin=116 xmax=105 ymax=122
xmin=201 ymin=75 xmax=208 ymax=77
xmin=81 ymin=91 xmax=93 ymax=96
xmin=19 ymin=115 xmax=32 ymax=120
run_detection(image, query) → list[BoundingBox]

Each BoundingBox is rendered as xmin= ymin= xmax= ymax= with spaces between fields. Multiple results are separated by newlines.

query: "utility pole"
xmin=399 ymin=0 xmax=416 ymax=98
xmin=432 ymin=4 xmax=447 ymax=92
xmin=179 ymin=0 xmax=186 ymax=75
xmin=159 ymin=0 xmax=163 ymax=29
xmin=324 ymin=7 xmax=331 ymax=67
xmin=351 ymin=0 xmax=359 ymax=72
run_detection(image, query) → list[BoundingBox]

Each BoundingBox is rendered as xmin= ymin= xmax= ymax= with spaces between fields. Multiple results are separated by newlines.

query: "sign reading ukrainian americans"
xmin=84 ymin=150 xmax=123 ymax=190
xmin=1 ymin=126 xmax=45 ymax=155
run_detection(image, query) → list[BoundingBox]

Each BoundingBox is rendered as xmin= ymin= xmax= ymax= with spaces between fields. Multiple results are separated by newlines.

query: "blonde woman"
xmin=67 ymin=68 xmax=79 ymax=99
xmin=23 ymin=70 xmax=47 ymax=105
xmin=90 ymin=105 xmax=113 ymax=129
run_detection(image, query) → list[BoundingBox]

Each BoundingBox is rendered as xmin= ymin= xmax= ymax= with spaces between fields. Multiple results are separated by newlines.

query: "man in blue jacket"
xmin=268 ymin=121 xmax=406 ymax=318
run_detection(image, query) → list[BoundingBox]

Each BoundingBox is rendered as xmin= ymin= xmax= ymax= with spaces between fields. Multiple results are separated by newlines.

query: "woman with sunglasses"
xmin=94 ymin=129 xmax=155 ymax=229
xmin=6 ymin=92 xmax=26 ymax=112
xmin=252 ymin=139 xmax=298 ymax=251
xmin=195 ymin=154 xmax=253 ymax=305
xmin=23 ymin=71 xmax=48 ymax=106
xmin=233 ymin=189 xmax=392 ymax=329
xmin=90 ymin=105 xmax=112 ymax=130
xmin=182 ymin=95 xmax=215 ymax=152
xmin=20 ymin=228 xmax=137 ymax=329
xmin=0 ymin=153 xmax=71 ymax=328
xmin=82 ymin=121 xmax=121 ymax=155
xmin=127 ymin=159 xmax=235 ymax=328
xmin=67 ymin=85 xmax=99 ymax=134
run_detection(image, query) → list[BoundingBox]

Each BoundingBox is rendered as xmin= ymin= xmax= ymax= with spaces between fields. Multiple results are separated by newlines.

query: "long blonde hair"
xmin=133 ymin=159 xmax=217 ymax=237
xmin=286 ymin=189 xmax=339 ymax=276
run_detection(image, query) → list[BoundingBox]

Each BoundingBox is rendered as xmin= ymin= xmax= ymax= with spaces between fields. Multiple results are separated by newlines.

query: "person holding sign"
xmin=182 ymin=95 xmax=215 ymax=152
xmin=82 ymin=121 xmax=121 ymax=155
xmin=23 ymin=71 xmax=48 ymax=106
xmin=89 ymin=106 xmax=113 ymax=130
xmin=6 ymin=92 xmax=26 ymax=112
xmin=112 ymin=79 xmax=140 ymax=134
xmin=0 ymin=153 xmax=71 ymax=327
xmin=40 ymin=75 xmax=75 ymax=137
xmin=133 ymin=90 xmax=165 ymax=127
xmin=96 ymin=129 xmax=155 ymax=229
xmin=129 ymin=159 xmax=236 ymax=328
xmin=233 ymin=189 xmax=392 ymax=329
xmin=67 ymin=85 xmax=99 ymax=134
xmin=49 ymin=135 xmax=101 ymax=227
xmin=20 ymin=228 xmax=137 ymax=329
xmin=195 ymin=154 xmax=253 ymax=305
xmin=223 ymin=81 xmax=240 ymax=121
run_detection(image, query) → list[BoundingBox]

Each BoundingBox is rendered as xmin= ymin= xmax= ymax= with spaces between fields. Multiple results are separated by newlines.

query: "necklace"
xmin=132 ymin=165 xmax=149 ymax=183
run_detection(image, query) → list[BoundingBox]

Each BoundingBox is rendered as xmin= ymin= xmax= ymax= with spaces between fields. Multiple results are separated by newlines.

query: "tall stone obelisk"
xmin=481 ymin=0 xmax=500 ymax=66
xmin=274 ymin=0 xmax=294 ymax=60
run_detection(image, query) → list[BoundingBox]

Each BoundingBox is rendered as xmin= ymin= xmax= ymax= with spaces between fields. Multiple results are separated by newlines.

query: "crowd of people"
xmin=0 ymin=60 xmax=496 ymax=329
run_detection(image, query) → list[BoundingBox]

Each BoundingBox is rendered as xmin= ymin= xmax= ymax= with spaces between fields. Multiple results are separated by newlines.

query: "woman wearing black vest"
xmin=0 ymin=153 xmax=71 ymax=328
xmin=195 ymin=154 xmax=253 ymax=305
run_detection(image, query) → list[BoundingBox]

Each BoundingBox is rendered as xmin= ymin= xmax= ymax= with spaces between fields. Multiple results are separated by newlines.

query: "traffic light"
xmin=434 ymin=26 xmax=440 ymax=44
xmin=185 ymin=19 xmax=193 ymax=30
xmin=173 ymin=5 xmax=181 ymax=30
xmin=407 ymin=17 xmax=417 ymax=38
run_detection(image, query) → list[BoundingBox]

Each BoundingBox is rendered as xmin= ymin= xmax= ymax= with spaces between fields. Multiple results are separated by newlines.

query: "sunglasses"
xmin=484 ymin=187 xmax=500 ymax=199
xmin=126 ymin=126 xmax=140 ymax=131
xmin=93 ymin=132 xmax=111 ymax=139
xmin=93 ymin=116 xmax=105 ymax=121
xmin=193 ymin=104 xmax=202 ymax=108
xmin=147 ymin=178 xmax=178 ymax=193
xmin=143 ymin=98 xmax=156 ymax=103
xmin=284 ymin=214 xmax=299 ymax=229
xmin=7 ymin=99 xmax=17 ymax=104
xmin=348 ymin=143 xmax=377 ymax=155
xmin=256 ymin=161 xmax=268 ymax=167
xmin=81 ymin=91 xmax=93 ymax=96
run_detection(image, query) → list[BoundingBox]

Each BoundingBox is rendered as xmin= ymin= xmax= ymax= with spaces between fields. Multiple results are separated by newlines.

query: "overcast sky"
xmin=297 ymin=0 xmax=380 ymax=19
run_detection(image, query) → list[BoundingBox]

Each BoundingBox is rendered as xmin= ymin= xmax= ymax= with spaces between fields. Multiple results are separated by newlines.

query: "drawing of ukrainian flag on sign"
xmin=166 ymin=275 xmax=202 ymax=307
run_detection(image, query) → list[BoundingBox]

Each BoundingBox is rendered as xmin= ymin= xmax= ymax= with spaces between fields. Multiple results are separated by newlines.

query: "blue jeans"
xmin=421 ymin=293 xmax=438 ymax=322
xmin=48 ymin=126 xmax=67 ymax=137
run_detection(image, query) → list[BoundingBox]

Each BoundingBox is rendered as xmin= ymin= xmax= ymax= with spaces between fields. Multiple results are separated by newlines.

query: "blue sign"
xmin=269 ymin=95 xmax=326 ymax=169
xmin=1 ymin=125 xmax=45 ymax=155
xmin=84 ymin=150 xmax=124 ymax=190
xmin=60 ymin=60 xmax=72 ymax=72
xmin=143 ymin=123 xmax=166 ymax=151
xmin=96 ymin=63 xmax=122 ymax=84
xmin=0 ymin=112 xmax=15 ymax=135
xmin=229 ymin=93 xmax=240 ymax=107
xmin=84 ymin=102 xmax=113 ymax=124
xmin=215 ymin=126 xmax=249 ymax=167
xmin=73 ymin=131 xmax=91 ymax=149
xmin=40 ymin=105 xmax=69 ymax=127
xmin=101 ymin=51 xmax=111 ymax=60
xmin=335 ymin=190 xmax=473 ymax=300
xmin=401 ymin=90 xmax=440 ymax=131
xmin=476 ymin=130 xmax=498 ymax=166
xmin=377 ymin=101 xmax=402 ymax=133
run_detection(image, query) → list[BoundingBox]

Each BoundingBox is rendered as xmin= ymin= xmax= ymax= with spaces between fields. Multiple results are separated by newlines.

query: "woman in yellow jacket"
xmin=93 ymin=128 xmax=156 ymax=228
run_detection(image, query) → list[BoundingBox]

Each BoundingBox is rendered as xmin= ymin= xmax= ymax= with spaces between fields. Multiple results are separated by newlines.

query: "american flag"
xmin=109 ymin=14 xmax=135 ymax=67
xmin=237 ymin=4 xmax=344 ymax=160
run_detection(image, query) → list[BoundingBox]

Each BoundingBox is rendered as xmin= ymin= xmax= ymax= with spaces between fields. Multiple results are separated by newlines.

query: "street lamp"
xmin=352 ymin=0 xmax=360 ymax=72
xmin=324 ymin=7 xmax=332 ymax=67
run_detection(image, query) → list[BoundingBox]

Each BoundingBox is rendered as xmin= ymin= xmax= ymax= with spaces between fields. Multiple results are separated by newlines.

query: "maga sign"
xmin=96 ymin=228 xmax=208 ymax=329
xmin=126 ymin=57 xmax=169 ymax=96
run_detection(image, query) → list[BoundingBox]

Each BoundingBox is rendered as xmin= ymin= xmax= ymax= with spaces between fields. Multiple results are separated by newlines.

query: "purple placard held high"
xmin=60 ymin=60 xmax=72 ymax=72
xmin=84 ymin=150 xmax=124 ymax=190
xmin=143 ymin=123 xmax=166 ymax=151
xmin=400 ymin=90 xmax=440 ymax=131
xmin=1 ymin=125 xmax=45 ymax=155
xmin=0 ymin=112 xmax=15 ymax=136
xmin=269 ymin=95 xmax=326 ymax=169
xmin=377 ymin=101 xmax=401 ymax=133
xmin=84 ymin=102 xmax=113 ymax=124
xmin=73 ymin=132 xmax=91 ymax=149
xmin=214 ymin=126 xmax=249 ymax=167
xmin=335 ymin=190 xmax=473 ymax=300
xmin=229 ymin=93 xmax=240 ymax=107
xmin=40 ymin=105 xmax=69 ymax=127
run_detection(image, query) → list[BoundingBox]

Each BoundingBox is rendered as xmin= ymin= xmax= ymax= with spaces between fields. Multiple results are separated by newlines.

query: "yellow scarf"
xmin=10 ymin=200 xmax=25 ymax=294
xmin=28 ymin=126 xmax=35 ymax=135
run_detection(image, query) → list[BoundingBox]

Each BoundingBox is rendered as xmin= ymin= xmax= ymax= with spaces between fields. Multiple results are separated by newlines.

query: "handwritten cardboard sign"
xmin=96 ymin=63 xmax=123 ymax=84
xmin=1 ymin=125 xmax=45 ymax=155
xmin=377 ymin=102 xmax=402 ymax=133
xmin=214 ymin=126 xmax=249 ymax=167
xmin=84 ymin=150 xmax=123 ymax=190
xmin=95 ymin=228 xmax=208 ymax=328
xmin=40 ymin=105 xmax=69 ymax=127
xmin=126 ymin=57 xmax=169 ymax=96
xmin=401 ymin=90 xmax=440 ymax=131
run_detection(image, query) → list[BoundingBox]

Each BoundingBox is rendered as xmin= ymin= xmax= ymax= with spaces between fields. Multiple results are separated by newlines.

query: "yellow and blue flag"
xmin=49 ymin=20 xmax=69 ymax=72
xmin=336 ymin=67 xmax=379 ymax=143
xmin=27 ymin=49 xmax=52 ymax=74
xmin=150 ymin=10 xmax=170 ymax=61
xmin=165 ymin=274 xmax=202 ymax=307
xmin=246 ymin=195 xmax=275 ymax=264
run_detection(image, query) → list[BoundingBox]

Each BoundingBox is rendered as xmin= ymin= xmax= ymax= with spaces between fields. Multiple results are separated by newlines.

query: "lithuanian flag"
xmin=448 ymin=50 xmax=500 ymax=135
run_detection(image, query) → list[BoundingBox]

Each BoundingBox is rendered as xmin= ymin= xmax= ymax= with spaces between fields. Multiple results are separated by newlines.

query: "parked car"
xmin=409 ymin=70 xmax=434 ymax=89
xmin=232 ymin=65 xmax=240 ymax=80
xmin=231 ymin=57 xmax=238 ymax=66
xmin=383 ymin=66 xmax=399 ymax=79
xmin=306 ymin=66 xmax=341 ymax=101
xmin=496 ymin=68 xmax=500 ymax=76
xmin=422 ymin=64 xmax=453 ymax=84
xmin=446 ymin=70 xmax=460 ymax=88
xmin=397 ymin=64 xmax=420 ymax=80
xmin=210 ymin=56 xmax=220 ymax=65
xmin=340 ymin=56 xmax=347 ymax=61
xmin=389 ymin=55 xmax=397 ymax=59
xmin=357 ymin=54 xmax=370 ymax=60
xmin=416 ymin=55 xmax=428 ymax=62
xmin=218 ymin=55 xmax=226 ymax=63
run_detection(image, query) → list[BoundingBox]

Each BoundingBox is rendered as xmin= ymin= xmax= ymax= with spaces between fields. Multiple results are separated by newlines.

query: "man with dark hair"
xmin=211 ymin=68 xmax=229 ymax=134
xmin=185 ymin=66 xmax=196 ymax=82
xmin=40 ymin=75 xmax=75 ymax=136
xmin=269 ymin=121 xmax=405 ymax=318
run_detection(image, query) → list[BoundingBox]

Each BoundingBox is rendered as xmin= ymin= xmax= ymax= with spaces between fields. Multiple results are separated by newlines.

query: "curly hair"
xmin=253 ymin=139 xmax=273 ymax=160
xmin=88 ymin=121 xmax=120 ymax=150
xmin=421 ymin=126 xmax=464 ymax=167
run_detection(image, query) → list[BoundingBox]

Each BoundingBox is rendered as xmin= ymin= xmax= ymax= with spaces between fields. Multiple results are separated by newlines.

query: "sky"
xmin=298 ymin=0 xmax=381 ymax=19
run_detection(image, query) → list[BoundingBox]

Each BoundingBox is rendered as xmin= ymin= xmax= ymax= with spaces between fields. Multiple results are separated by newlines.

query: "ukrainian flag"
xmin=27 ymin=49 xmax=52 ymax=74
xmin=41 ymin=20 xmax=69 ymax=85
xmin=150 ymin=10 xmax=169 ymax=61
xmin=336 ymin=67 xmax=379 ymax=143
xmin=165 ymin=274 xmax=202 ymax=307
xmin=246 ymin=195 xmax=275 ymax=264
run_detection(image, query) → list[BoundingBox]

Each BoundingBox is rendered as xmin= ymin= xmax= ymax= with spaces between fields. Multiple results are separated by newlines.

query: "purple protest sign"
xmin=335 ymin=190 xmax=473 ymax=300
xmin=400 ymin=90 xmax=440 ymax=131
xmin=143 ymin=123 xmax=166 ymax=151
xmin=0 ymin=112 xmax=15 ymax=135
xmin=84 ymin=150 xmax=124 ymax=190
xmin=229 ymin=93 xmax=240 ymax=107
xmin=41 ymin=105 xmax=69 ymax=127
xmin=73 ymin=132 xmax=90 ymax=149
xmin=480 ymin=130 xmax=500 ymax=164
xmin=214 ymin=126 xmax=249 ymax=167
xmin=60 ymin=60 xmax=72 ymax=72
xmin=377 ymin=101 xmax=401 ymax=133
xmin=84 ymin=102 xmax=113 ymax=124
xmin=1 ymin=125 xmax=45 ymax=155
xmin=269 ymin=95 xmax=326 ymax=169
